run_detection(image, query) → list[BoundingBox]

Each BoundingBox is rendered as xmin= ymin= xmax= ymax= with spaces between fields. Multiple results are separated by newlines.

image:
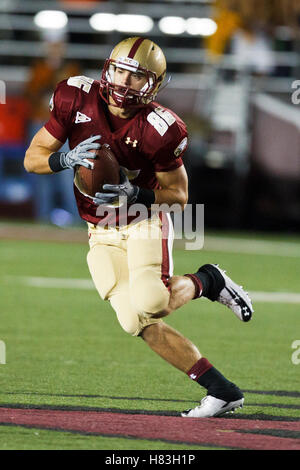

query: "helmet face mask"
xmin=99 ymin=37 xmax=166 ymax=108
xmin=100 ymin=59 xmax=158 ymax=108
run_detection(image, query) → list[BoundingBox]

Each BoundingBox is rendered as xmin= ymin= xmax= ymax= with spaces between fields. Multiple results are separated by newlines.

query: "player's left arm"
xmin=93 ymin=109 xmax=189 ymax=208
xmin=154 ymin=165 xmax=188 ymax=211
xmin=94 ymin=165 xmax=188 ymax=210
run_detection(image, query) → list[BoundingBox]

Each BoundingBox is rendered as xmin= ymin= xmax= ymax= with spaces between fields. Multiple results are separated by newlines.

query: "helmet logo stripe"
xmin=127 ymin=37 xmax=145 ymax=59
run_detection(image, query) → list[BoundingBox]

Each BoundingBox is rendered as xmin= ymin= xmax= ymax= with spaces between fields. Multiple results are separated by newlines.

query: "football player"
xmin=24 ymin=37 xmax=253 ymax=418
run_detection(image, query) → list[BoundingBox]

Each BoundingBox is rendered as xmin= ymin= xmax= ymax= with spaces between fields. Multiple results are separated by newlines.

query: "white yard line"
xmin=249 ymin=291 xmax=300 ymax=303
xmin=13 ymin=276 xmax=95 ymax=290
xmin=202 ymin=236 xmax=300 ymax=258
xmin=4 ymin=276 xmax=300 ymax=304
xmin=249 ymin=291 xmax=300 ymax=304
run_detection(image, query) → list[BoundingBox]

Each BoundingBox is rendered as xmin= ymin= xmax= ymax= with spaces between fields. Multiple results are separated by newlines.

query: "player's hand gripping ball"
xmin=93 ymin=168 xmax=140 ymax=206
xmin=74 ymin=142 xmax=120 ymax=197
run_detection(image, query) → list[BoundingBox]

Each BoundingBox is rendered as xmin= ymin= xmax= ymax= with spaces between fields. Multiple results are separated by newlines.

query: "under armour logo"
xmin=242 ymin=306 xmax=250 ymax=316
xmin=125 ymin=137 xmax=138 ymax=147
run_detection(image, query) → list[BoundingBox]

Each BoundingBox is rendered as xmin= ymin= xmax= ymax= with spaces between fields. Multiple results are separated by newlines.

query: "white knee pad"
xmin=87 ymin=245 xmax=119 ymax=300
xmin=130 ymin=268 xmax=170 ymax=315
xmin=110 ymin=292 xmax=163 ymax=337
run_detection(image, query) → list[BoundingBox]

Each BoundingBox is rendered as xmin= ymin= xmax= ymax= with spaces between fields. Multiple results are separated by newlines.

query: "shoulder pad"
xmin=66 ymin=75 xmax=95 ymax=94
xmin=145 ymin=103 xmax=187 ymax=142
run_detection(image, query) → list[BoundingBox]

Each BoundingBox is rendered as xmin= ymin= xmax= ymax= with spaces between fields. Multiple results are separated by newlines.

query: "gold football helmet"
xmin=100 ymin=37 xmax=167 ymax=108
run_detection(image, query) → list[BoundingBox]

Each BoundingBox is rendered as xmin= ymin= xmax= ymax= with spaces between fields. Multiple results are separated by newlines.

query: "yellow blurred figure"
xmin=205 ymin=1 xmax=241 ymax=61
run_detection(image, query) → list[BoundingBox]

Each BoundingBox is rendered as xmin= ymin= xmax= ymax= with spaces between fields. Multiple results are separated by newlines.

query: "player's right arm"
xmin=24 ymin=128 xmax=101 ymax=174
xmin=24 ymin=77 xmax=101 ymax=175
xmin=24 ymin=127 xmax=64 ymax=174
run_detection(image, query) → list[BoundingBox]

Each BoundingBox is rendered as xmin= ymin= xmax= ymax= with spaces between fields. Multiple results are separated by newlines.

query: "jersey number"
xmin=67 ymin=76 xmax=94 ymax=93
xmin=147 ymin=107 xmax=176 ymax=136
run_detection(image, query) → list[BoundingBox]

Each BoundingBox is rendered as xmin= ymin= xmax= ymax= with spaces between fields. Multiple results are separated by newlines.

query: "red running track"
xmin=0 ymin=407 xmax=299 ymax=450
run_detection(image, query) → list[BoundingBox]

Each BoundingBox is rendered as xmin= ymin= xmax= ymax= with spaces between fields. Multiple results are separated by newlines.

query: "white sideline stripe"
xmin=202 ymin=236 xmax=300 ymax=258
xmin=5 ymin=276 xmax=300 ymax=304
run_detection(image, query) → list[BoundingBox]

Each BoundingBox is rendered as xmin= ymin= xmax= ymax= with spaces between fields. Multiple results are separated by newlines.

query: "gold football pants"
xmin=87 ymin=213 xmax=174 ymax=336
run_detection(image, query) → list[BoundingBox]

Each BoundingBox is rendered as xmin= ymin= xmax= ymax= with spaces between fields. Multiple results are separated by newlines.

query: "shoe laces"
xmin=218 ymin=289 xmax=238 ymax=308
xmin=219 ymin=286 xmax=250 ymax=307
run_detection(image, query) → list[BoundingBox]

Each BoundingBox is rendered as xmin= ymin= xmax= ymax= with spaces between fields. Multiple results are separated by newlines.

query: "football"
xmin=74 ymin=144 xmax=120 ymax=197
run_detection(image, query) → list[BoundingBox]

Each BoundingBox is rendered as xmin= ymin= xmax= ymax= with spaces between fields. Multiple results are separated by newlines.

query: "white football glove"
xmin=60 ymin=135 xmax=101 ymax=169
xmin=93 ymin=168 xmax=139 ymax=205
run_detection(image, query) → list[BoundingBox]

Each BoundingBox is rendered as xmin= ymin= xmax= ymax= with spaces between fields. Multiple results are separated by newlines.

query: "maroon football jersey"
xmin=44 ymin=75 xmax=188 ymax=225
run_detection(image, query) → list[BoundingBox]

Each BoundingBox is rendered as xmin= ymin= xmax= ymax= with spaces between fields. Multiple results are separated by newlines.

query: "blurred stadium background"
xmin=0 ymin=0 xmax=299 ymax=231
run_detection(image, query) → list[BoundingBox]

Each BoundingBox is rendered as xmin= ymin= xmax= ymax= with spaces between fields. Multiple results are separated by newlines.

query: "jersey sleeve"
xmin=44 ymin=79 xmax=75 ymax=143
xmin=145 ymin=106 xmax=188 ymax=173
xmin=153 ymin=131 xmax=188 ymax=172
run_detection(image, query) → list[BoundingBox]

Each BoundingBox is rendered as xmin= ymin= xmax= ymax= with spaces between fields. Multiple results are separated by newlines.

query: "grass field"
xmin=0 ymin=225 xmax=300 ymax=450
